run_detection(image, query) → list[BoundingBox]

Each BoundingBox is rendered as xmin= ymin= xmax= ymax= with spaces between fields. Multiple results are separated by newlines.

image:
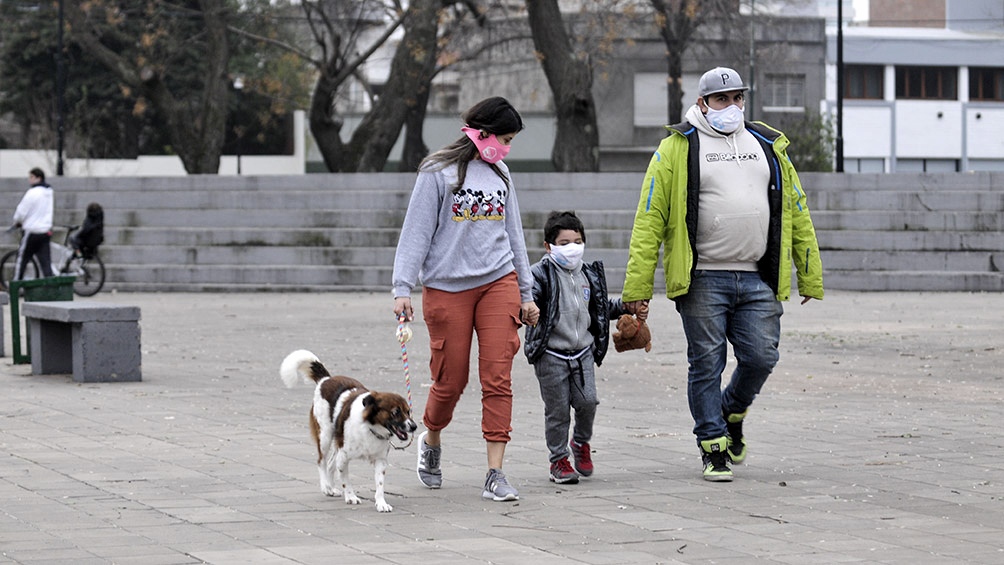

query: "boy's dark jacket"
xmin=524 ymin=258 xmax=627 ymax=366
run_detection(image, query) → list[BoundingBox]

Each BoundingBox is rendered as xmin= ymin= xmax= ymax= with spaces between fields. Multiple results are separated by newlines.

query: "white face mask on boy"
xmin=548 ymin=242 xmax=585 ymax=271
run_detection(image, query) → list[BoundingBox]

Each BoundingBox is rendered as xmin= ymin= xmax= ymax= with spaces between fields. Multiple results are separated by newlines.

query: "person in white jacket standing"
xmin=12 ymin=167 xmax=55 ymax=280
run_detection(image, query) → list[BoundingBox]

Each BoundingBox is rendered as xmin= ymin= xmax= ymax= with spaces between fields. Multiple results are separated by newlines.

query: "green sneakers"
xmin=700 ymin=436 xmax=733 ymax=482
xmin=725 ymin=409 xmax=749 ymax=464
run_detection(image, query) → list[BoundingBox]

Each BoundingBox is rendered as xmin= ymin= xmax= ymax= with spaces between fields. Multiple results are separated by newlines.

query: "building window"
xmin=762 ymin=74 xmax=805 ymax=110
xmin=633 ymin=73 xmax=669 ymax=126
xmin=845 ymin=65 xmax=883 ymax=99
xmin=969 ymin=67 xmax=1004 ymax=101
xmin=895 ymin=66 xmax=957 ymax=100
xmin=897 ymin=158 xmax=959 ymax=172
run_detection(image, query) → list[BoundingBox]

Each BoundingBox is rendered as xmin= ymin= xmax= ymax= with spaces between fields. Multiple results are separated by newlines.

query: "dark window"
xmin=763 ymin=74 xmax=805 ymax=108
xmin=969 ymin=67 xmax=1004 ymax=101
xmin=845 ymin=65 xmax=884 ymax=99
xmin=895 ymin=66 xmax=957 ymax=100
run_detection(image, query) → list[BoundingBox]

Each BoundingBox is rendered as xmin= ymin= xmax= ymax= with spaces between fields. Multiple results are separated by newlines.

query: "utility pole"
xmin=836 ymin=0 xmax=844 ymax=172
xmin=748 ymin=0 xmax=756 ymax=121
xmin=57 ymin=0 xmax=66 ymax=176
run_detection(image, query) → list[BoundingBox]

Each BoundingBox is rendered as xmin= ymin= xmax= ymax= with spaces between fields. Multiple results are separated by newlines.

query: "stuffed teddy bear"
xmin=613 ymin=313 xmax=652 ymax=353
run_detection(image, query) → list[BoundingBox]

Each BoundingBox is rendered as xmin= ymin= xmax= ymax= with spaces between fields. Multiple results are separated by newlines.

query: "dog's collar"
xmin=371 ymin=427 xmax=413 ymax=450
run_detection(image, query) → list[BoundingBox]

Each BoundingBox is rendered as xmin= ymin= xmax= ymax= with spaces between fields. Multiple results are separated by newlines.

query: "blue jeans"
xmin=674 ymin=270 xmax=783 ymax=443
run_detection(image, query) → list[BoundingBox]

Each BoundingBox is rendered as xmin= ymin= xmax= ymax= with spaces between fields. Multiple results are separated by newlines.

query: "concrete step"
xmin=104 ymin=246 xmax=400 ymax=267
xmin=2 ymin=172 xmax=1000 ymax=293
xmin=96 ymin=226 xmax=634 ymax=249
xmin=823 ymin=271 xmax=1004 ymax=292
xmin=50 ymin=188 xmax=645 ymax=211
xmin=819 ymin=230 xmax=1004 ymax=251
xmin=812 ymin=211 xmax=1004 ymax=231
xmin=803 ymin=171 xmax=1004 ymax=192
xmin=107 ymin=264 xmax=392 ymax=287
xmin=823 ymin=250 xmax=1004 ymax=272
xmin=102 ymin=246 xmax=640 ymax=269
xmin=811 ymin=190 xmax=1004 ymax=211
xmin=103 ymin=227 xmax=406 ymax=247
xmin=102 ymin=267 xmax=664 ymax=296
xmin=52 ymin=208 xmax=642 ymax=230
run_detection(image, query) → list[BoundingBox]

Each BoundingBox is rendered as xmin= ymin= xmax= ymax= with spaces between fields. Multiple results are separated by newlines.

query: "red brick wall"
xmin=870 ymin=0 xmax=945 ymax=28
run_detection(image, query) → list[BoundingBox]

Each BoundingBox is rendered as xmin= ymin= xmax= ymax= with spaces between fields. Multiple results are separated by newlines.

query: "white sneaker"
xmin=482 ymin=468 xmax=518 ymax=501
xmin=416 ymin=431 xmax=442 ymax=488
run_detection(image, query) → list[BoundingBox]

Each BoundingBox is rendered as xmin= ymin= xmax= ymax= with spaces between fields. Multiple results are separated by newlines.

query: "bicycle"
xmin=0 ymin=225 xmax=107 ymax=297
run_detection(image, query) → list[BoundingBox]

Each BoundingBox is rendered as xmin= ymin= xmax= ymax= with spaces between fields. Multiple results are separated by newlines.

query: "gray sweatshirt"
xmin=544 ymin=255 xmax=593 ymax=354
xmin=685 ymin=104 xmax=771 ymax=271
xmin=392 ymin=160 xmax=533 ymax=302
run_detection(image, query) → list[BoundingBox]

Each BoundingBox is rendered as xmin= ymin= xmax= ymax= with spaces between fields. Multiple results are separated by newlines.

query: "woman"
xmin=392 ymin=97 xmax=540 ymax=502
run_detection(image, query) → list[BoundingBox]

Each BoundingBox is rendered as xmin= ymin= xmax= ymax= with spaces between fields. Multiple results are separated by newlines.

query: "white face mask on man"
xmin=705 ymin=104 xmax=745 ymax=134
xmin=548 ymin=242 xmax=585 ymax=271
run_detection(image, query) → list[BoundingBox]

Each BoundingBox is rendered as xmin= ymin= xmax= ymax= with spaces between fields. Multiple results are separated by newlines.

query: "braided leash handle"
xmin=396 ymin=312 xmax=413 ymax=409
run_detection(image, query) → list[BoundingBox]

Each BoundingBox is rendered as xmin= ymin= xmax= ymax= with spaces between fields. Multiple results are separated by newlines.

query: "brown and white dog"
xmin=280 ymin=349 xmax=416 ymax=512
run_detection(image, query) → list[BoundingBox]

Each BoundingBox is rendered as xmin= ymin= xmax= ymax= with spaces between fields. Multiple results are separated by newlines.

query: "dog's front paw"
xmin=321 ymin=485 xmax=340 ymax=497
xmin=344 ymin=492 xmax=361 ymax=505
xmin=375 ymin=500 xmax=393 ymax=512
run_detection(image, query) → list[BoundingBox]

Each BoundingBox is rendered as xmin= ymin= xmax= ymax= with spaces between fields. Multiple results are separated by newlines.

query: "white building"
xmin=825 ymin=0 xmax=1004 ymax=172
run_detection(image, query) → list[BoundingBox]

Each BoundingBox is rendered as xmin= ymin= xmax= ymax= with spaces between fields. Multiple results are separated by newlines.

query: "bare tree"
xmin=299 ymin=1 xmax=404 ymax=172
xmin=525 ymin=0 xmax=600 ymax=171
xmin=65 ymin=0 xmax=232 ymax=174
xmin=349 ymin=0 xmax=441 ymax=171
xmin=649 ymin=0 xmax=739 ymax=125
xmin=297 ymin=0 xmax=454 ymax=172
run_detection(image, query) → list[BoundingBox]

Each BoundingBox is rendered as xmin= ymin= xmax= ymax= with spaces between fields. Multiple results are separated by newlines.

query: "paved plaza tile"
xmin=1 ymin=291 xmax=1002 ymax=564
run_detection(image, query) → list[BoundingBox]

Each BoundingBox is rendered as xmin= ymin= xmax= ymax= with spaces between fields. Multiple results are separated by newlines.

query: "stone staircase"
xmin=0 ymin=171 xmax=1000 ymax=293
xmin=808 ymin=173 xmax=1004 ymax=292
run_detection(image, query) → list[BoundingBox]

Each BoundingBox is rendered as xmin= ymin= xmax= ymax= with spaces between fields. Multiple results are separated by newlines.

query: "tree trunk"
xmin=307 ymin=0 xmax=439 ymax=173
xmin=64 ymin=0 xmax=231 ymax=174
xmin=348 ymin=0 xmax=440 ymax=172
xmin=308 ymin=64 xmax=348 ymax=173
xmin=525 ymin=0 xmax=600 ymax=172
xmin=399 ymin=86 xmax=432 ymax=172
xmin=667 ymin=44 xmax=686 ymax=124
xmin=184 ymin=0 xmax=229 ymax=174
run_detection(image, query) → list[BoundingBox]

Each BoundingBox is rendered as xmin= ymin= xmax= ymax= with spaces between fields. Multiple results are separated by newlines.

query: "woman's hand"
xmin=520 ymin=301 xmax=540 ymax=327
xmin=394 ymin=296 xmax=413 ymax=322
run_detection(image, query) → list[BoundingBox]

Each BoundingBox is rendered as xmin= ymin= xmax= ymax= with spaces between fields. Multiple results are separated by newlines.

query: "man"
xmin=12 ymin=167 xmax=55 ymax=280
xmin=622 ymin=66 xmax=823 ymax=482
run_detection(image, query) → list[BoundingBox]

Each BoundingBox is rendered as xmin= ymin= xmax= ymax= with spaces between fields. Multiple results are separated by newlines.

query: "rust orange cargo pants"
xmin=421 ymin=272 xmax=522 ymax=442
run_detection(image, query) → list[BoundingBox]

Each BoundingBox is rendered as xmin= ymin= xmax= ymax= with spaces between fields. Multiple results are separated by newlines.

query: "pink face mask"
xmin=462 ymin=126 xmax=511 ymax=164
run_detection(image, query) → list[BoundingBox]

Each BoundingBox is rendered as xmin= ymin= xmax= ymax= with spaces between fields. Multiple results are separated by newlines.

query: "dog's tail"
xmin=280 ymin=349 xmax=331 ymax=388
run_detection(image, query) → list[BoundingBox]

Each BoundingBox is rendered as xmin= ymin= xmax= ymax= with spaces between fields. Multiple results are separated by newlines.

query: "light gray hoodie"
xmin=684 ymin=104 xmax=771 ymax=272
xmin=392 ymin=159 xmax=533 ymax=302
xmin=543 ymin=255 xmax=592 ymax=354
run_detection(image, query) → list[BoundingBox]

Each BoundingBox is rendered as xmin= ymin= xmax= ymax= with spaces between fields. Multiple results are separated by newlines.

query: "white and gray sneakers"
xmin=482 ymin=468 xmax=519 ymax=501
xmin=416 ymin=431 xmax=442 ymax=489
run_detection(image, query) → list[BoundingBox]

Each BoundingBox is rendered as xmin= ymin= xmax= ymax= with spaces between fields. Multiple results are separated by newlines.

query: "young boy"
xmin=524 ymin=210 xmax=628 ymax=484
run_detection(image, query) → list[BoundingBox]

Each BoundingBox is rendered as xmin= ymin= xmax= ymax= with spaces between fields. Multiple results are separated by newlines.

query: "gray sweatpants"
xmin=533 ymin=350 xmax=598 ymax=463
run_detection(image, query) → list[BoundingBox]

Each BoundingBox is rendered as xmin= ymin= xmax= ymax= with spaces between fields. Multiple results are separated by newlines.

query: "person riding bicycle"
xmin=12 ymin=167 xmax=55 ymax=280
xmin=70 ymin=202 xmax=104 ymax=259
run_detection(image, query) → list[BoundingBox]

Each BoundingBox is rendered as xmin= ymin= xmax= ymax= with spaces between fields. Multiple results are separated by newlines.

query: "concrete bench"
xmin=22 ymin=302 xmax=142 ymax=383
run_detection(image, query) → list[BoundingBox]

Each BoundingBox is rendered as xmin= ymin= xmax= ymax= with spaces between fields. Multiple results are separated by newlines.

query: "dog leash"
xmin=395 ymin=312 xmax=413 ymax=409
xmin=390 ymin=312 xmax=415 ymax=451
